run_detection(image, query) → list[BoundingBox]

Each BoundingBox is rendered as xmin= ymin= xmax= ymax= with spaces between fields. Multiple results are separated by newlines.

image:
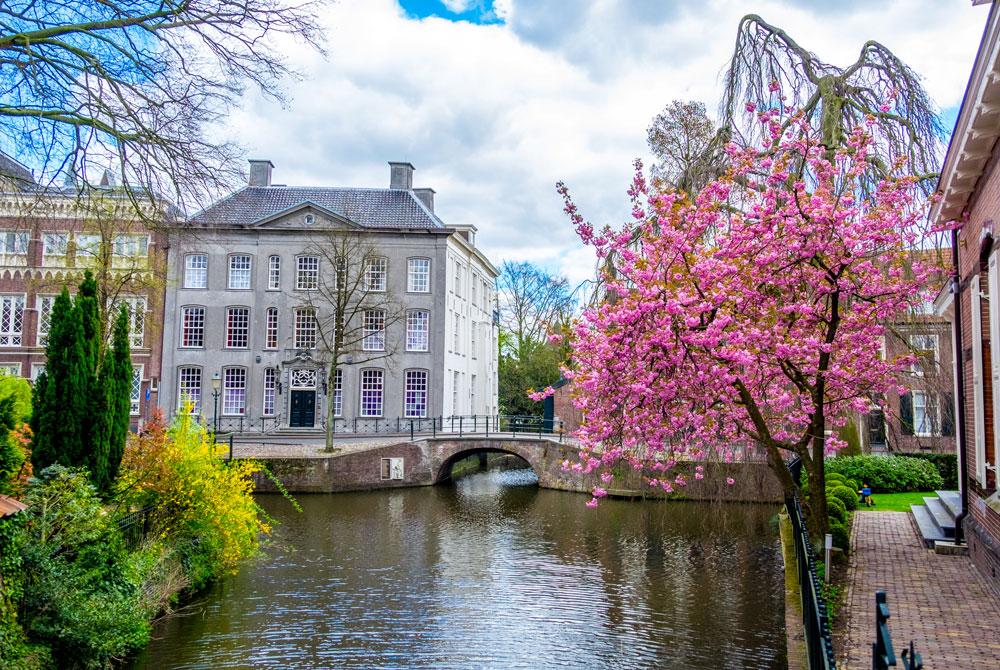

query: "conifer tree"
xmin=96 ymin=306 xmax=133 ymax=490
xmin=30 ymin=289 xmax=91 ymax=470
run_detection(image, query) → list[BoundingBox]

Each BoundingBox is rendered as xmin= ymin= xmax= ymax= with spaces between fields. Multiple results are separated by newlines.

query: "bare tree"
xmin=298 ymin=231 xmax=404 ymax=451
xmin=646 ymin=100 xmax=727 ymax=197
xmin=0 ymin=0 xmax=325 ymax=213
xmin=496 ymin=261 xmax=575 ymax=361
xmin=721 ymin=14 xmax=944 ymax=190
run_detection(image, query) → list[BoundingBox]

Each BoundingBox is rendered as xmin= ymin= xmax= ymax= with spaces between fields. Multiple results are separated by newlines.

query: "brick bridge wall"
xmin=253 ymin=437 xmax=786 ymax=503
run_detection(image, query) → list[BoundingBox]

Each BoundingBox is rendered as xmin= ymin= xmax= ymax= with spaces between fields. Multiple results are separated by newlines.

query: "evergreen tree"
xmin=95 ymin=306 xmax=132 ymax=490
xmin=31 ymin=289 xmax=91 ymax=470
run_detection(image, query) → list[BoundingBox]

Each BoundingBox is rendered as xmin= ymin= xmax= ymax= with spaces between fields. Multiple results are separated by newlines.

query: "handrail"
xmin=873 ymin=590 xmax=922 ymax=670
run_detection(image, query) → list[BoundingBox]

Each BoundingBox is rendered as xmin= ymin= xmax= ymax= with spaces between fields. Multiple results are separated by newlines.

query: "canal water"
xmin=133 ymin=468 xmax=787 ymax=669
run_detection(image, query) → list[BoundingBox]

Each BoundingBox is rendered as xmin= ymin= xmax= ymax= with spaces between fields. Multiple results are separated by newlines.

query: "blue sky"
xmin=223 ymin=0 xmax=988 ymax=285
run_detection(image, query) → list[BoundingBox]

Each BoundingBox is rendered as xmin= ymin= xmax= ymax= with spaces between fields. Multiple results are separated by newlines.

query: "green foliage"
xmin=899 ymin=452 xmax=958 ymax=490
xmin=499 ymin=338 xmax=566 ymax=416
xmin=829 ymin=485 xmax=859 ymax=511
xmin=826 ymin=496 xmax=847 ymax=524
xmin=0 ymin=397 xmax=25 ymax=494
xmin=824 ymin=455 xmax=943 ymax=493
xmin=829 ymin=519 xmax=850 ymax=553
xmin=0 ymin=374 xmax=32 ymax=424
xmin=90 ymin=306 xmax=133 ymax=492
xmin=825 ymin=472 xmax=846 ymax=485
xmin=18 ymin=466 xmax=151 ymax=668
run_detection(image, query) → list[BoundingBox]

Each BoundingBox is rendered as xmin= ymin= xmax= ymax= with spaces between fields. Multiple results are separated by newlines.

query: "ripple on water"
xmin=132 ymin=469 xmax=786 ymax=669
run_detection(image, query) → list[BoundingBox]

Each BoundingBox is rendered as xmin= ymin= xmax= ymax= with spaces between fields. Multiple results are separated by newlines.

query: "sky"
xmin=224 ymin=0 xmax=989 ymax=287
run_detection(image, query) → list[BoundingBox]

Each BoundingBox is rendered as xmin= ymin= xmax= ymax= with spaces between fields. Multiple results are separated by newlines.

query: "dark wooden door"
xmin=868 ymin=410 xmax=886 ymax=450
xmin=289 ymin=390 xmax=316 ymax=428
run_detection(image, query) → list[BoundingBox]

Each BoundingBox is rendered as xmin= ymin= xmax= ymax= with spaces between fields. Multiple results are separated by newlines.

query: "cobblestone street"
xmin=842 ymin=512 xmax=1000 ymax=669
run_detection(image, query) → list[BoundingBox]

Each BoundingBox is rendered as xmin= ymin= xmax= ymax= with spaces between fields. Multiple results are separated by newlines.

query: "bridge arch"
xmin=430 ymin=439 xmax=550 ymax=484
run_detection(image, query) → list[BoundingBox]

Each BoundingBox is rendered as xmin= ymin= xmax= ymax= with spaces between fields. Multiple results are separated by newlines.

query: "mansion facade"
xmin=160 ymin=160 xmax=498 ymax=431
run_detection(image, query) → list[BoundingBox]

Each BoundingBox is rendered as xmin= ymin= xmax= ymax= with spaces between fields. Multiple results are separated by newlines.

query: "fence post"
xmin=460 ymin=416 xmax=463 ymax=436
xmin=433 ymin=417 xmax=437 ymax=438
xmin=229 ymin=434 xmax=234 ymax=461
xmin=873 ymin=590 xmax=894 ymax=670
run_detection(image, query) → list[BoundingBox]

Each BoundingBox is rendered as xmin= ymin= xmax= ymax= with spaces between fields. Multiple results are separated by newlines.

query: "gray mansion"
xmin=161 ymin=161 xmax=498 ymax=430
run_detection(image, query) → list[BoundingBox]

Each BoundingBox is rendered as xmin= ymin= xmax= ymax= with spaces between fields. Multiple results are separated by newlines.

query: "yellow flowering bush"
xmin=118 ymin=407 xmax=270 ymax=589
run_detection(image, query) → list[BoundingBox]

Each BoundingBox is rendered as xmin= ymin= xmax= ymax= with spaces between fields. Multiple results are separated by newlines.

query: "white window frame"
xmin=262 ymin=367 xmax=277 ymax=416
xmin=177 ymin=366 xmax=202 ymax=413
xmin=406 ymin=310 xmax=429 ymax=352
xmin=0 ymin=295 xmax=24 ymax=346
xmin=74 ymin=233 xmax=101 ymax=263
xmin=364 ymin=257 xmax=387 ymax=292
xmin=112 ymin=296 xmax=146 ymax=349
xmin=228 ymin=254 xmax=252 ymax=290
xmin=113 ymin=234 xmax=149 ymax=258
xmin=42 ymin=232 xmax=69 ymax=258
xmin=222 ymin=367 xmax=247 ymax=415
xmin=360 ymin=368 xmax=384 ymax=417
xmin=972 ymin=273 xmax=987 ymax=485
xmin=267 ymin=255 xmax=281 ymax=290
xmin=363 ymin=309 xmax=386 ymax=351
xmin=295 ymin=255 xmax=319 ymax=291
xmin=0 ymin=362 xmax=21 ymax=376
xmin=184 ymin=254 xmax=208 ymax=289
xmin=407 ymin=258 xmax=430 ymax=293
xmin=294 ymin=307 xmax=317 ymax=349
xmin=265 ymin=307 xmax=279 ymax=349
xmin=404 ymin=369 xmax=428 ymax=418
xmin=912 ymin=390 xmax=940 ymax=438
xmin=180 ymin=305 xmax=205 ymax=348
xmin=332 ymin=367 xmax=343 ymax=418
xmin=36 ymin=294 xmax=56 ymax=346
xmin=30 ymin=363 xmax=45 ymax=383
xmin=226 ymin=306 xmax=250 ymax=349
xmin=0 ymin=230 xmax=28 ymax=255
xmin=130 ymin=364 xmax=144 ymax=416
xmin=908 ymin=333 xmax=938 ymax=376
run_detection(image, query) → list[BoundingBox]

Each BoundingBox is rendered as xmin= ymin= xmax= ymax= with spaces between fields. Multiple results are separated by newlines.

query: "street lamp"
xmin=211 ymin=371 xmax=221 ymax=433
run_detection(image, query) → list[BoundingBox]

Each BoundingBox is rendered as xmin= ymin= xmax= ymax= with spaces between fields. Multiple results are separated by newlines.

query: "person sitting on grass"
xmin=859 ymin=482 xmax=875 ymax=507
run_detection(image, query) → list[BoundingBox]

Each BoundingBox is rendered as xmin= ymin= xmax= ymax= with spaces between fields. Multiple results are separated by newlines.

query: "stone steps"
xmin=909 ymin=490 xmax=961 ymax=550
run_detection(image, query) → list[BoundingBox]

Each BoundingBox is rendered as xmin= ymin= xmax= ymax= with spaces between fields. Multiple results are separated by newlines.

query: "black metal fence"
xmin=211 ymin=414 xmax=567 ymax=441
xmin=872 ymin=590 xmax=922 ymax=670
xmin=786 ymin=491 xmax=837 ymax=670
xmin=116 ymin=506 xmax=154 ymax=551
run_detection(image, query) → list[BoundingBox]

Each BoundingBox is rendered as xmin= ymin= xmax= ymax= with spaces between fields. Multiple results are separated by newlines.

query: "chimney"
xmin=389 ymin=161 xmax=414 ymax=190
xmin=248 ymin=159 xmax=274 ymax=187
xmin=414 ymin=187 xmax=435 ymax=212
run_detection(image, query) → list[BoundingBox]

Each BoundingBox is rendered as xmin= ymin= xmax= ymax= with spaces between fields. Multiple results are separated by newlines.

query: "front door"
xmin=868 ymin=410 xmax=886 ymax=451
xmin=289 ymin=390 xmax=316 ymax=428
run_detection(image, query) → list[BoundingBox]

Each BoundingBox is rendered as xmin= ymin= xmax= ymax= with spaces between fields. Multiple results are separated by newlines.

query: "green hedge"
xmin=824 ymin=455 xmax=943 ymax=493
xmin=898 ymin=453 xmax=958 ymax=490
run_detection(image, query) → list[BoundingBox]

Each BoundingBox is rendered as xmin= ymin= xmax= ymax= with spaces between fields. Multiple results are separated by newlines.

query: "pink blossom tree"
xmin=554 ymin=107 xmax=930 ymax=532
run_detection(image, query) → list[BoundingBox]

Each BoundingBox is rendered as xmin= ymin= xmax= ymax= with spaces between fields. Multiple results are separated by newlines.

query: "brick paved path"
xmin=842 ymin=511 xmax=1000 ymax=669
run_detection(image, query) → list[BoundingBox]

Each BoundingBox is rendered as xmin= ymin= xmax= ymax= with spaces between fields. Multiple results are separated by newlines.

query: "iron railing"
xmin=211 ymin=414 xmax=567 ymax=441
xmin=116 ymin=506 xmax=154 ymax=551
xmin=872 ymin=591 xmax=922 ymax=670
xmin=786 ymin=490 xmax=837 ymax=670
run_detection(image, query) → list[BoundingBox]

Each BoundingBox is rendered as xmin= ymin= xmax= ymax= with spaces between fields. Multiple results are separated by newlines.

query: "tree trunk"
xmin=324 ymin=360 xmax=338 ymax=453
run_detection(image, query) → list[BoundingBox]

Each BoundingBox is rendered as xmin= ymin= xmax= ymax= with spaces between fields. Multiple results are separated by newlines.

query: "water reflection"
xmin=133 ymin=468 xmax=785 ymax=669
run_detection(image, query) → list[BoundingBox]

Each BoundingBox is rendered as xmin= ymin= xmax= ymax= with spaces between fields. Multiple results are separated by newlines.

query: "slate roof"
xmin=190 ymin=186 xmax=446 ymax=229
xmin=0 ymin=151 xmax=36 ymax=186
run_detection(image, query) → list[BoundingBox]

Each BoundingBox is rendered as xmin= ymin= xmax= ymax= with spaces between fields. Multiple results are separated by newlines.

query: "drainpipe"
xmin=952 ymin=227 xmax=970 ymax=545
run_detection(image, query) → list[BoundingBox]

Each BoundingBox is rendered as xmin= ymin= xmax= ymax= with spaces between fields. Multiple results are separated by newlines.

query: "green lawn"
xmin=856 ymin=491 xmax=935 ymax=512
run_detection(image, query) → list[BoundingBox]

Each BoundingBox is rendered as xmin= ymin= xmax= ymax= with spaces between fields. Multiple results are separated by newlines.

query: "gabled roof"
xmin=933 ymin=1 xmax=1000 ymax=224
xmin=0 ymin=151 xmax=36 ymax=186
xmin=190 ymin=186 xmax=447 ymax=230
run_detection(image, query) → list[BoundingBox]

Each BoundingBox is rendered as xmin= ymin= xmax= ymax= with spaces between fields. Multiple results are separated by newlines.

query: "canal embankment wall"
xmin=251 ymin=437 xmax=786 ymax=503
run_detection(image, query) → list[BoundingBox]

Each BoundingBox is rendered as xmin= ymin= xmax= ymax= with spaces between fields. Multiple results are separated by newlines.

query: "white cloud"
xmin=222 ymin=0 xmax=987 ymax=283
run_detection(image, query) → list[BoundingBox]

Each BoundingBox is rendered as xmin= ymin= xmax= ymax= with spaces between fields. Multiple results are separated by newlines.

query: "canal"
xmin=133 ymin=467 xmax=787 ymax=669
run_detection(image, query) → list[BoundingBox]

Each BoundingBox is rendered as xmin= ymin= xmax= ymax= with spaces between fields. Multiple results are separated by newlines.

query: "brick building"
xmin=933 ymin=0 xmax=1000 ymax=584
xmin=0 ymin=152 xmax=166 ymax=426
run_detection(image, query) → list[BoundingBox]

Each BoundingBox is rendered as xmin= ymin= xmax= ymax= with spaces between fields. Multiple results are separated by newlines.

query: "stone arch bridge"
xmin=252 ymin=436 xmax=784 ymax=502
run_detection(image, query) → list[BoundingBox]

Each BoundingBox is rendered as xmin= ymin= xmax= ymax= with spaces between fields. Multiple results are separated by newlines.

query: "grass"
xmin=856 ymin=490 xmax=936 ymax=512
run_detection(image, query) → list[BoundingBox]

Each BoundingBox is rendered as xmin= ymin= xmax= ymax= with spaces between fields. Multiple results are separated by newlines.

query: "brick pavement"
xmin=841 ymin=511 xmax=1000 ymax=669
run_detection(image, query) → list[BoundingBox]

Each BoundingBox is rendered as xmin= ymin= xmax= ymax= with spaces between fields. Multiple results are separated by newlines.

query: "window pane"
xmin=266 ymin=307 xmax=279 ymax=349
xmin=363 ymin=310 xmax=385 ymax=351
xmin=404 ymin=370 xmax=428 ymax=418
xmin=332 ymin=368 xmax=343 ymax=417
xmin=407 ymin=258 xmax=430 ymax=292
xmin=294 ymin=307 xmax=317 ymax=349
xmin=0 ymin=295 xmax=24 ymax=346
xmin=364 ymin=257 xmax=387 ymax=292
xmin=37 ymin=295 xmax=55 ymax=346
xmin=406 ymin=310 xmax=429 ymax=351
xmin=226 ymin=307 xmax=250 ymax=348
xmin=178 ymin=367 xmax=202 ymax=413
xmin=185 ymin=254 xmax=208 ymax=288
xmin=0 ymin=231 xmax=28 ymax=254
xmin=268 ymin=255 xmax=281 ymax=290
xmin=181 ymin=306 xmax=205 ymax=347
xmin=130 ymin=366 xmax=143 ymax=415
xmin=43 ymin=233 xmax=69 ymax=256
xmin=360 ymin=369 xmax=383 ymax=416
xmin=296 ymin=256 xmax=319 ymax=290
xmin=263 ymin=368 xmax=277 ymax=415
xmin=223 ymin=367 xmax=247 ymax=415
xmin=228 ymin=255 xmax=252 ymax=289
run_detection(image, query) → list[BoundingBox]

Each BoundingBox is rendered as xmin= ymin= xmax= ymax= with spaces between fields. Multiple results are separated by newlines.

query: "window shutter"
xmin=942 ymin=392 xmax=955 ymax=437
xmin=900 ymin=392 xmax=914 ymax=436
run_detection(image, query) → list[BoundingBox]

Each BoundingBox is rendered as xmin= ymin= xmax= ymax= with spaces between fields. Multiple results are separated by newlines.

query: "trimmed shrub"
xmin=846 ymin=478 xmax=860 ymax=493
xmin=829 ymin=520 xmax=850 ymax=553
xmin=825 ymin=472 xmax=847 ymax=485
xmin=826 ymin=496 xmax=847 ymax=524
xmin=830 ymin=485 xmax=859 ymax=511
xmin=899 ymin=453 xmax=958 ymax=490
xmin=824 ymin=455 xmax=943 ymax=493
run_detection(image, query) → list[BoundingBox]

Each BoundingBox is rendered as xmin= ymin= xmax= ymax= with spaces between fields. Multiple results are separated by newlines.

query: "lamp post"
xmin=211 ymin=371 xmax=221 ymax=433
